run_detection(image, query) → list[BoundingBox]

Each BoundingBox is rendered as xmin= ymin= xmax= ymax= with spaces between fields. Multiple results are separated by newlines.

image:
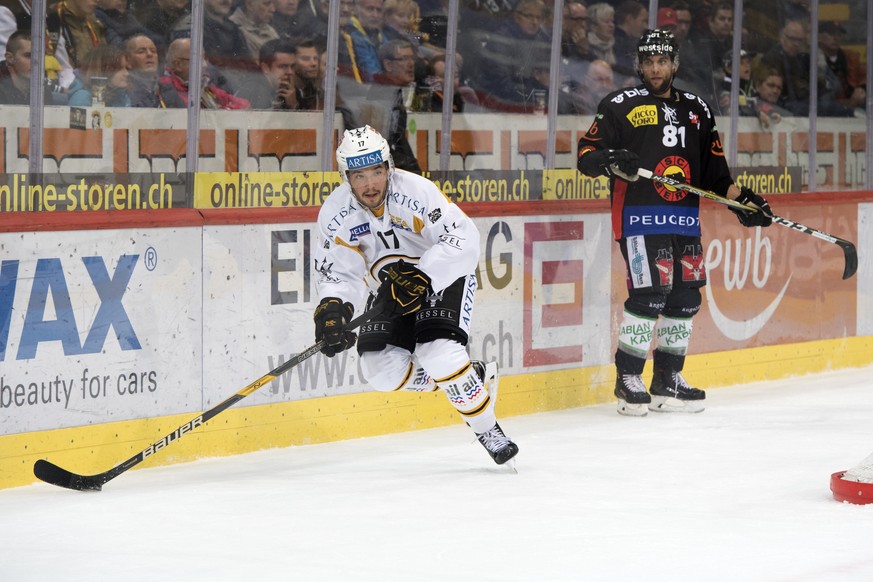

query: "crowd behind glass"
xmin=0 ymin=0 xmax=867 ymax=173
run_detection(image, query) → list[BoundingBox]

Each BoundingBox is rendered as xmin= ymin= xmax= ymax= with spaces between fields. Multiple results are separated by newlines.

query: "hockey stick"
xmin=33 ymin=306 xmax=380 ymax=492
xmin=637 ymin=168 xmax=858 ymax=280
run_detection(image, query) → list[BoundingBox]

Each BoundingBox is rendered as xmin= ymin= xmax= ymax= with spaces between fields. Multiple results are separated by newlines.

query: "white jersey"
xmin=314 ymin=169 xmax=481 ymax=308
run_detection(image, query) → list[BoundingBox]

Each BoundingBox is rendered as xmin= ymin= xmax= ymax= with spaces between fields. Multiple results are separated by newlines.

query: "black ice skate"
xmin=615 ymin=372 xmax=651 ymax=416
xmin=649 ymin=368 xmax=706 ymax=413
xmin=476 ymin=423 xmax=519 ymax=465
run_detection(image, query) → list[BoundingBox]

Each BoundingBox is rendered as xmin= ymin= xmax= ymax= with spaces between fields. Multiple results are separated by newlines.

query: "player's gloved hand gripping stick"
xmin=375 ymin=260 xmax=432 ymax=317
xmin=637 ymin=168 xmax=858 ymax=280
xmin=33 ymin=305 xmax=383 ymax=492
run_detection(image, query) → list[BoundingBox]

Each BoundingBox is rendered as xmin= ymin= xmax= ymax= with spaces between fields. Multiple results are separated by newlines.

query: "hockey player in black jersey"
xmin=577 ymin=29 xmax=774 ymax=416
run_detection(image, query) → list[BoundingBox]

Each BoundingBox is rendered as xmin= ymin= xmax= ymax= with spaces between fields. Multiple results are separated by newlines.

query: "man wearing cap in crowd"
xmin=819 ymin=20 xmax=866 ymax=111
xmin=657 ymin=3 xmax=707 ymax=97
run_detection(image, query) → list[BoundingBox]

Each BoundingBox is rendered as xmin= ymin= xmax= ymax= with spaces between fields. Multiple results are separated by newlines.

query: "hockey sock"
xmin=417 ymin=339 xmax=496 ymax=434
xmin=653 ymin=315 xmax=692 ymax=371
xmin=615 ymin=309 xmax=655 ymax=374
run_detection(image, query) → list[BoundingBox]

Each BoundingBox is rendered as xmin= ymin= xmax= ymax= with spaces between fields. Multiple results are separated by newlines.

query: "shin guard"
xmin=615 ymin=310 xmax=656 ymax=374
xmin=417 ymin=339 xmax=496 ymax=434
xmin=653 ymin=315 xmax=692 ymax=372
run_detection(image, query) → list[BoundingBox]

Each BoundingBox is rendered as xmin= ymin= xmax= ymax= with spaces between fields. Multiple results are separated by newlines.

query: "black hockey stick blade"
xmin=33 ymin=306 xmax=381 ymax=492
xmin=34 ymin=459 xmax=106 ymax=492
xmin=637 ymin=169 xmax=859 ymax=279
xmin=836 ymin=238 xmax=857 ymax=280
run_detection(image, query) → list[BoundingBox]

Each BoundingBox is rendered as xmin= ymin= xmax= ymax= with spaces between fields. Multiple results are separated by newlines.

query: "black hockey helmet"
xmin=636 ymin=28 xmax=679 ymax=69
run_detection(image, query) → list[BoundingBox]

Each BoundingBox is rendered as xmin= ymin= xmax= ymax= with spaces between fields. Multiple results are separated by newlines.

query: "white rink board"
xmin=469 ymin=214 xmax=613 ymax=372
xmin=0 ymin=228 xmax=203 ymax=435
xmin=201 ymin=222 xmax=364 ymax=407
xmin=200 ymin=213 xmax=614 ymax=408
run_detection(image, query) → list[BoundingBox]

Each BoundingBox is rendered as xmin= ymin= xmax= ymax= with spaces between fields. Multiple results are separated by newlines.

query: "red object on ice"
xmin=830 ymin=471 xmax=873 ymax=505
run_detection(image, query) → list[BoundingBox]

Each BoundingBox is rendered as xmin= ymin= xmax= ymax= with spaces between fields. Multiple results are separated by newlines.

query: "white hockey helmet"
xmin=336 ymin=125 xmax=394 ymax=182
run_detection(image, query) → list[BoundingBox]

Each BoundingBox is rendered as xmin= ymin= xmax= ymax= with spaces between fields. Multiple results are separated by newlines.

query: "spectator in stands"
xmin=718 ymin=48 xmax=754 ymax=116
xmin=382 ymin=0 xmax=425 ymax=82
xmin=0 ymin=0 xmax=31 ymax=55
xmin=818 ymin=21 xmax=866 ymax=111
xmin=48 ymin=0 xmax=108 ymax=90
xmin=757 ymin=17 xmax=809 ymax=115
xmin=372 ymin=37 xmax=414 ymax=89
xmin=272 ymin=0 xmax=313 ymax=42
xmin=237 ymin=38 xmax=296 ymax=108
xmin=66 ymin=44 xmax=131 ymax=106
xmin=658 ymin=3 xmax=707 ymax=97
xmin=293 ymin=38 xmax=323 ymax=109
xmin=383 ymin=0 xmax=420 ymax=50
xmin=688 ymin=0 xmax=733 ymax=105
xmin=124 ymin=33 xmax=161 ymax=107
xmin=475 ymin=0 xmax=551 ymax=110
xmin=349 ymin=0 xmax=388 ymax=82
xmin=303 ymin=0 xmax=363 ymax=81
xmin=560 ymin=0 xmax=593 ymax=89
xmin=668 ymin=1 xmax=692 ymax=45
xmin=612 ymin=1 xmax=647 ymax=78
xmin=743 ymin=0 xmax=780 ymax=55
xmin=560 ymin=58 xmax=615 ymax=114
xmin=422 ymin=52 xmax=479 ymax=112
xmin=751 ymin=63 xmax=790 ymax=128
xmin=95 ymin=0 xmax=160 ymax=48
xmin=561 ymin=1 xmax=591 ymax=64
xmin=292 ymin=0 xmax=319 ymax=23
xmin=307 ymin=0 xmax=360 ymax=81
xmin=230 ymin=0 xmax=280 ymax=62
xmin=157 ymin=37 xmax=250 ymax=109
xmin=135 ymin=0 xmax=188 ymax=43
xmin=355 ymin=38 xmax=420 ymax=171
xmin=587 ymin=3 xmax=616 ymax=67
xmin=0 ymin=29 xmax=31 ymax=104
xmin=687 ymin=0 xmax=715 ymax=37
xmin=173 ymin=0 xmax=254 ymax=81
xmin=377 ymin=39 xmax=419 ymax=170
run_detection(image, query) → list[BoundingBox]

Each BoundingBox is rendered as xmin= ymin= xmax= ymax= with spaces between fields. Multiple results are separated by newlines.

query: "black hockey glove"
xmin=581 ymin=148 xmax=640 ymax=181
xmin=314 ymin=297 xmax=357 ymax=357
xmin=375 ymin=260 xmax=432 ymax=318
xmin=730 ymin=187 xmax=773 ymax=228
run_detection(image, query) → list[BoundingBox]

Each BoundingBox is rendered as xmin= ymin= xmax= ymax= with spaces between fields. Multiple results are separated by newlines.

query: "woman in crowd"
xmin=66 ymin=44 xmax=131 ymax=107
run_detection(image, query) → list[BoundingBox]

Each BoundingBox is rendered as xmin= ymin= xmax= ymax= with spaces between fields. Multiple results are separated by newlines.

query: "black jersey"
xmin=578 ymin=84 xmax=734 ymax=240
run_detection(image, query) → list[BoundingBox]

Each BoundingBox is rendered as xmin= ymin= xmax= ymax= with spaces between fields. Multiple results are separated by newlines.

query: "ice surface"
xmin=2 ymin=366 xmax=873 ymax=581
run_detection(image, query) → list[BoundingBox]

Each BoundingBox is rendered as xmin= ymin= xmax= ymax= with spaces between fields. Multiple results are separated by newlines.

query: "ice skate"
xmin=648 ymin=368 xmax=705 ymax=413
xmin=615 ymin=372 xmax=651 ymax=416
xmin=476 ymin=422 xmax=519 ymax=466
xmin=472 ymin=360 xmax=499 ymax=402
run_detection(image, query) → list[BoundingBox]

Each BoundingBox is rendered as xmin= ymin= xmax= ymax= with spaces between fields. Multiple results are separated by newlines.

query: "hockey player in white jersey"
xmin=312 ymin=125 xmax=519 ymax=465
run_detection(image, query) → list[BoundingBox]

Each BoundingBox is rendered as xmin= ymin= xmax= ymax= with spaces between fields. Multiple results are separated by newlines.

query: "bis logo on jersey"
xmin=653 ymin=156 xmax=691 ymax=202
